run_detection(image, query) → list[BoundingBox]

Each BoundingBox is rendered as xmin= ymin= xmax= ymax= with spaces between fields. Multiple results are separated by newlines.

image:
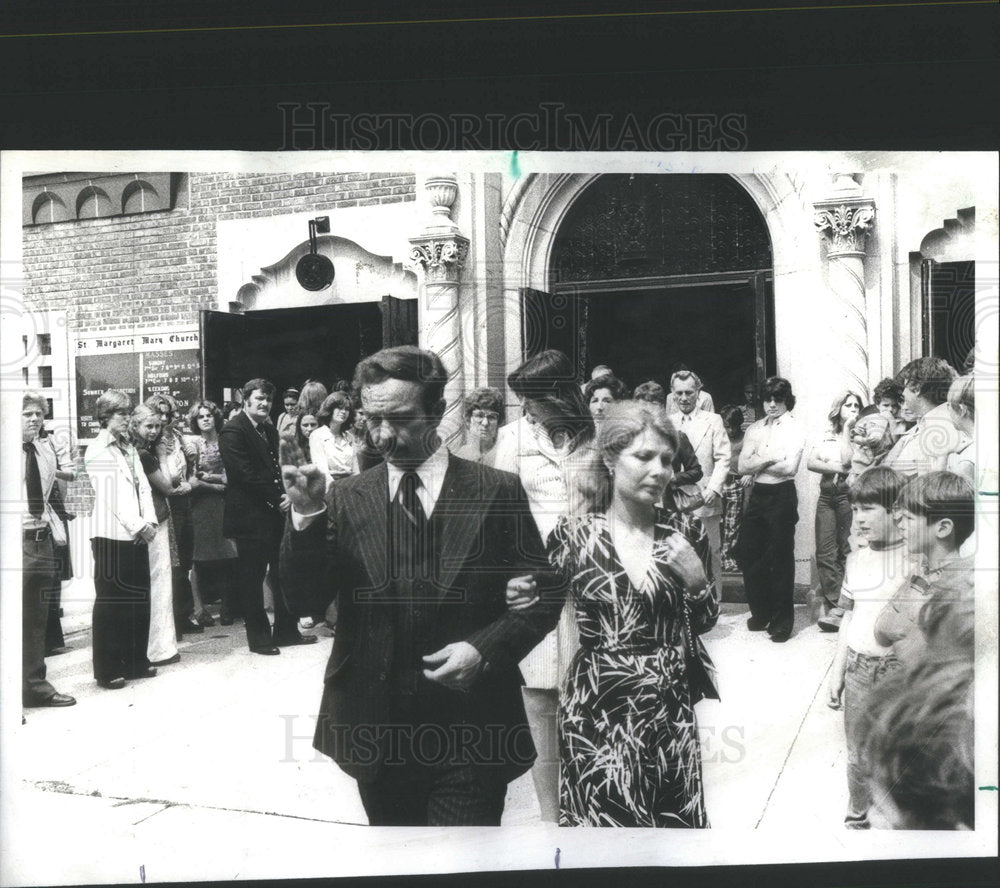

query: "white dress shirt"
xmin=739 ymin=412 xmax=805 ymax=484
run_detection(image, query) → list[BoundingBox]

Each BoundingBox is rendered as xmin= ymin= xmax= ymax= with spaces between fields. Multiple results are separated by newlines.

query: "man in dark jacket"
xmin=281 ymin=347 xmax=565 ymax=826
xmin=219 ymin=378 xmax=317 ymax=655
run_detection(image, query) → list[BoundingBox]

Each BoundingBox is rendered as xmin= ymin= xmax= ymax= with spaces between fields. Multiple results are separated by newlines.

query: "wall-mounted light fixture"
xmin=295 ymin=216 xmax=335 ymax=291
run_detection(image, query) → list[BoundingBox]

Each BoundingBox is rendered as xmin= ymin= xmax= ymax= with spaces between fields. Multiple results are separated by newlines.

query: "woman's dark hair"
xmin=354 ymin=346 xmax=448 ymax=413
xmin=719 ymin=405 xmax=744 ymax=436
xmin=317 ymin=391 xmax=355 ymax=430
xmin=462 ymin=387 xmax=505 ymax=426
xmin=507 ymin=349 xmax=594 ymax=450
xmin=187 ymin=399 xmax=224 ymax=435
xmin=761 ymin=376 xmax=796 ymax=412
xmin=584 ymin=373 xmax=628 ymax=404
xmin=223 ymin=400 xmax=243 ymax=420
xmin=282 ymin=388 xmax=300 ymax=401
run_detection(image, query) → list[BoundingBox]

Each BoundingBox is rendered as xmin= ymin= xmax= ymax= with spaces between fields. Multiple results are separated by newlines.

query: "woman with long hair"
xmin=187 ymin=400 xmax=238 ymax=625
xmin=83 ymin=391 xmax=158 ymax=689
xmin=494 ymin=348 xmax=602 ymax=821
xmin=131 ymin=405 xmax=180 ymax=667
xmin=807 ymin=390 xmax=863 ymax=631
xmin=311 ymin=391 xmax=359 ymax=490
xmin=548 ymin=400 xmax=718 ymax=826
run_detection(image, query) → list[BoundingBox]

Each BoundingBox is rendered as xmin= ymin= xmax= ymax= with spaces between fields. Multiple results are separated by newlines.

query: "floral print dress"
xmin=548 ymin=508 xmax=719 ymax=827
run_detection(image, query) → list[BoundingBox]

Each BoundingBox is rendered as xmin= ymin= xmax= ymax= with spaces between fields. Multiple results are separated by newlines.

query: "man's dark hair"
xmin=761 ymin=376 xmax=796 ymax=412
xmin=242 ymin=378 xmax=276 ymax=400
xmin=353 ymin=346 xmax=448 ymax=412
xmin=849 ymin=465 xmax=905 ymax=509
xmin=895 ymin=471 xmax=975 ymax=547
xmin=896 ymin=357 xmax=957 ymax=407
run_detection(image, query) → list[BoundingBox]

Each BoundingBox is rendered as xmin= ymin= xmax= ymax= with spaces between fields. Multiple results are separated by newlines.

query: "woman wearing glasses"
xmin=453 ymin=387 xmax=505 ymax=465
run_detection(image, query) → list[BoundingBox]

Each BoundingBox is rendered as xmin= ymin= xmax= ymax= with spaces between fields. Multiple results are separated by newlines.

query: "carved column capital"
xmin=814 ymin=198 xmax=876 ymax=258
xmin=408 ymin=236 xmax=470 ymax=283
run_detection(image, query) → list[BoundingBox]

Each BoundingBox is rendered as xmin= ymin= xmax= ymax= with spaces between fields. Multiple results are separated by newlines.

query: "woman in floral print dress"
xmin=547 ymin=400 xmax=719 ymax=827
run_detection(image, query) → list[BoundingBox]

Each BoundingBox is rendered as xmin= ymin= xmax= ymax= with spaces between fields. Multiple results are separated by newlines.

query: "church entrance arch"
xmin=518 ymin=174 xmax=775 ymax=408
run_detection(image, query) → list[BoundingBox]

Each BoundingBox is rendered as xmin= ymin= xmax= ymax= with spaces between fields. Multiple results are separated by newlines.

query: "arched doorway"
xmin=521 ymin=174 xmax=775 ymax=406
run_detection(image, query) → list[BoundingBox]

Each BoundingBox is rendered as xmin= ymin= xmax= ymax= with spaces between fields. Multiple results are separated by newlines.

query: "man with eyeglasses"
xmin=452 ymin=388 xmax=505 ymax=467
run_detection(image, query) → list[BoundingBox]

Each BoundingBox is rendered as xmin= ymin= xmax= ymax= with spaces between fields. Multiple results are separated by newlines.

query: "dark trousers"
xmin=91 ymin=537 xmax=152 ymax=682
xmin=45 ymin=535 xmax=72 ymax=651
xmin=358 ymin=762 xmax=507 ymax=826
xmin=169 ymin=494 xmax=195 ymax=632
xmin=23 ymin=535 xmax=59 ymax=704
xmin=738 ymin=480 xmax=798 ymax=636
xmin=234 ymin=534 xmax=296 ymax=649
xmin=815 ymin=480 xmax=852 ymax=608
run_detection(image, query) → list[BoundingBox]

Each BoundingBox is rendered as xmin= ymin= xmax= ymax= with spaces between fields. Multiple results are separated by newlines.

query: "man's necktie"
xmin=398 ymin=471 xmax=426 ymax=528
xmin=24 ymin=442 xmax=43 ymax=518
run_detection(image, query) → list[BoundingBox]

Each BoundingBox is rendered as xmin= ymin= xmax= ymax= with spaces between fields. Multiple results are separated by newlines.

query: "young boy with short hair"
xmin=873 ymin=470 xmax=975 ymax=670
xmin=827 ymin=466 xmax=911 ymax=829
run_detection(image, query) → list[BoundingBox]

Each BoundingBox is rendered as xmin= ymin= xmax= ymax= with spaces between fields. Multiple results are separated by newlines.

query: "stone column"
xmin=814 ymin=174 xmax=877 ymax=399
xmin=409 ymin=174 xmax=470 ymax=444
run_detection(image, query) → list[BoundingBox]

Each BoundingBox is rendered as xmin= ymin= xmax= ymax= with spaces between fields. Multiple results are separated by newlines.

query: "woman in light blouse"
xmin=807 ymin=390 xmax=863 ymax=631
xmin=310 ymin=391 xmax=360 ymax=491
xmin=737 ymin=376 xmax=805 ymax=643
xmin=84 ymin=391 xmax=158 ymax=689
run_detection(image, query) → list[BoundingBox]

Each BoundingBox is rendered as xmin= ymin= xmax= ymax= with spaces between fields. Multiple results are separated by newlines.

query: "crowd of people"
xmin=19 ymin=343 xmax=978 ymax=831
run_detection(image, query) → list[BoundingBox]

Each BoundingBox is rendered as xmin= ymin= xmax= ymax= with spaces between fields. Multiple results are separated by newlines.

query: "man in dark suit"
xmin=281 ymin=347 xmax=565 ymax=826
xmin=219 ymin=378 xmax=318 ymax=655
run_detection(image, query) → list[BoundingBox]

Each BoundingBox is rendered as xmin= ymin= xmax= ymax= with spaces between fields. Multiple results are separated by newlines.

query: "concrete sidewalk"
xmin=4 ymin=598 xmax=877 ymax=884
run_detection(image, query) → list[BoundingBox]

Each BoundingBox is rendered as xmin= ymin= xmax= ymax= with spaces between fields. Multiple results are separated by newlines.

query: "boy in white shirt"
xmin=827 ymin=466 xmax=911 ymax=829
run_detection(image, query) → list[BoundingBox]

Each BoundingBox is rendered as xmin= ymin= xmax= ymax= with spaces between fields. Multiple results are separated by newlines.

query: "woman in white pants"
xmin=132 ymin=405 xmax=180 ymax=667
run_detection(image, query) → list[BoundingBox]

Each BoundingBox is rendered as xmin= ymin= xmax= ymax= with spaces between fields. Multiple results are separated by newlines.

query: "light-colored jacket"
xmin=674 ymin=410 xmax=731 ymax=518
xmin=83 ymin=429 xmax=156 ymax=541
xmin=22 ymin=436 xmax=67 ymax=545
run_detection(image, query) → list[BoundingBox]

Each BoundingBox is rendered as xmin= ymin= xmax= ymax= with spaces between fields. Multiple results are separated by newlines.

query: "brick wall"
xmin=22 ymin=171 xmax=416 ymax=331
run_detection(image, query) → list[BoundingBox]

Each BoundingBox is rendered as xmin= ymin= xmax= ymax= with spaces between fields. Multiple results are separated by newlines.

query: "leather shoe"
xmin=130 ymin=666 xmax=158 ymax=679
xmin=150 ymin=653 xmax=181 ymax=666
xmin=274 ymin=634 xmax=318 ymax=647
xmin=29 ymin=692 xmax=77 ymax=708
xmin=46 ymin=645 xmax=72 ymax=656
xmin=219 ymin=615 xmax=235 ymax=626
xmin=178 ymin=619 xmax=204 ymax=635
xmin=770 ymin=632 xmax=791 ymax=643
xmin=98 ymin=677 xmax=127 ymax=690
xmin=747 ymin=616 xmax=769 ymax=631
xmin=250 ymin=645 xmax=280 ymax=656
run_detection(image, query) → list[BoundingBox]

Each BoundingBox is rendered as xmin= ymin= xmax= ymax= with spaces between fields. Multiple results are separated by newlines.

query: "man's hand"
xmin=422 ymin=642 xmax=483 ymax=691
xmin=136 ymin=523 xmax=157 ymax=544
xmin=278 ymin=493 xmax=291 ymax=514
xmin=281 ymin=464 xmax=326 ymax=514
xmin=505 ymin=574 xmax=538 ymax=611
xmin=702 ymin=489 xmax=718 ymax=509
